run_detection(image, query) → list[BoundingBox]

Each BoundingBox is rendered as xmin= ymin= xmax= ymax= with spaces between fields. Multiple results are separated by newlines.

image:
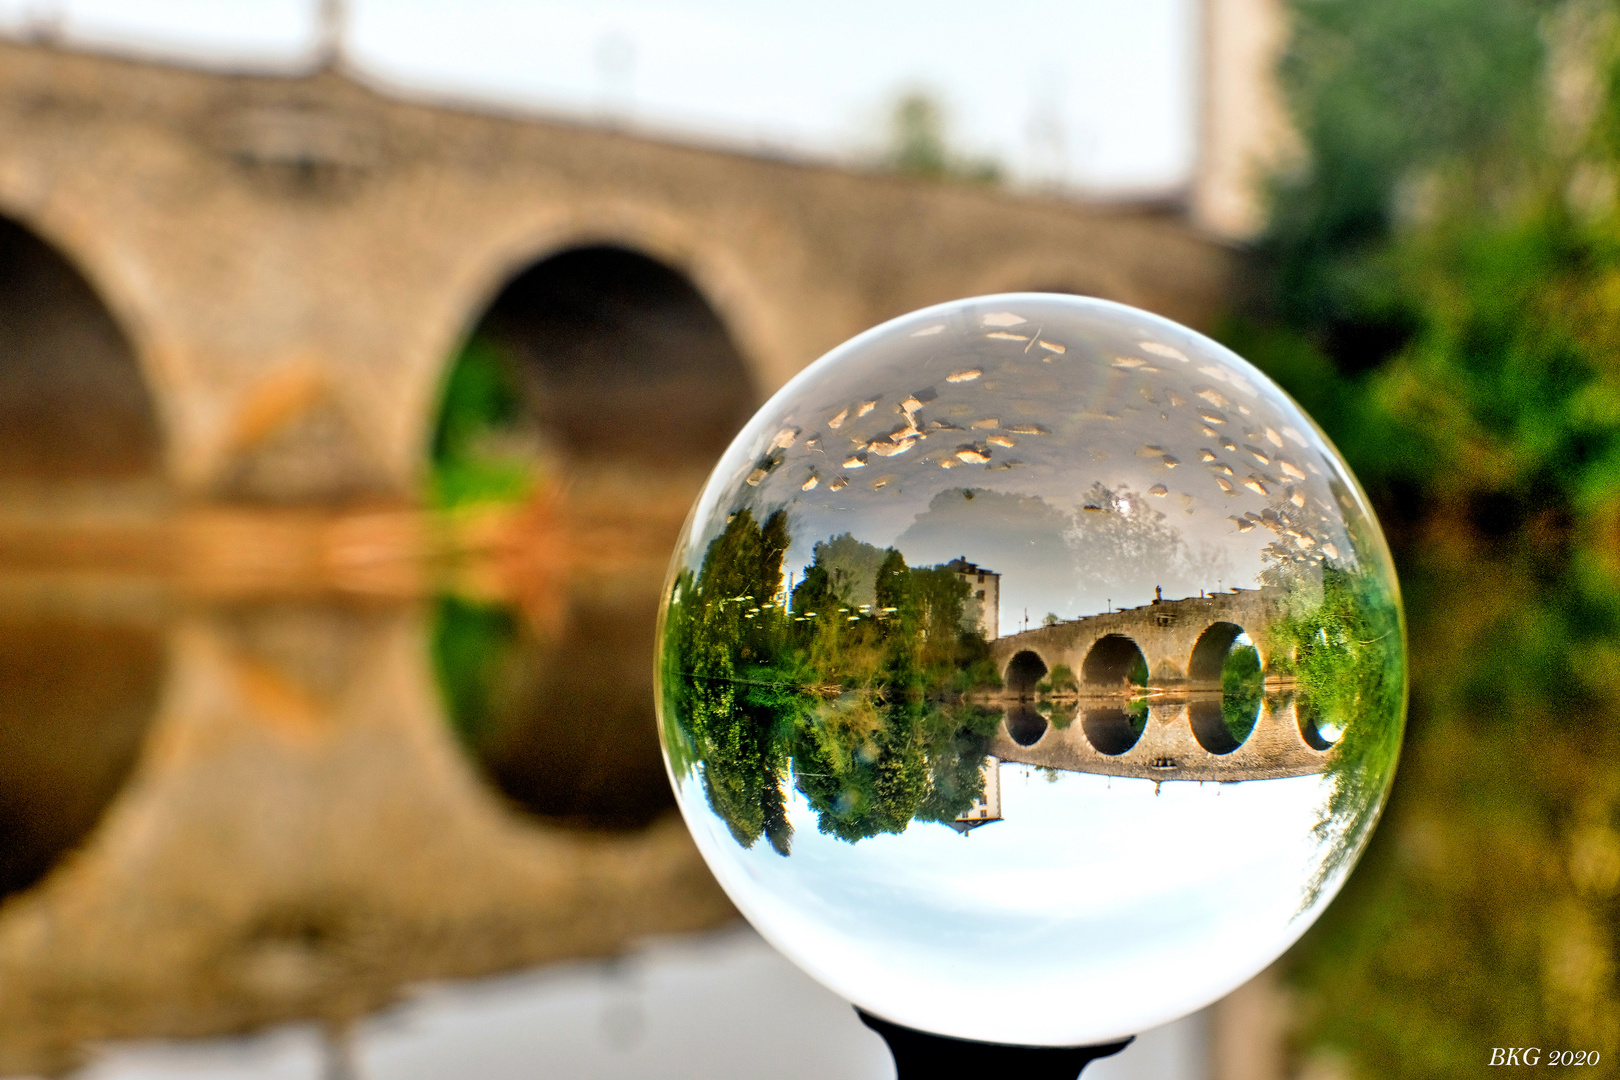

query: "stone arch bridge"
xmin=983 ymin=587 xmax=1328 ymax=783
xmin=0 ymin=40 xmax=1233 ymax=502
xmin=988 ymin=587 xmax=1288 ymax=689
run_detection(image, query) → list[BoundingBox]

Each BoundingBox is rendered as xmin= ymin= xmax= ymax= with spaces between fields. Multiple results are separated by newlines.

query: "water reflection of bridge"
xmin=0 ymin=590 xmax=734 ymax=1075
xmin=987 ymin=694 xmax=1328 ymax=784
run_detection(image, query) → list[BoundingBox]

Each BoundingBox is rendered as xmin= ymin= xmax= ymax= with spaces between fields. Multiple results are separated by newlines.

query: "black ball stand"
xmin=858 ymin=1009 xmax=1133 ymax=1079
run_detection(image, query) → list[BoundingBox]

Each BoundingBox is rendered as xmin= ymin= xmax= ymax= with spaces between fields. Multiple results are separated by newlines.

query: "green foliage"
xmin=1220 ymin=644 xmax=1264 ymax=741
xmin=1262 ymin=0 xmax=1545 ymax=362
xmin=1268 ymin=566 xmax=1406 ymax=908
xmin=662 ymin=513 xmax=1004 ymax=851
xmin=805 ymin=532 xmax=889 ymax=610
xmin=1043 ymin=700 xmax=1077 ymax=730
xmin=1234 ymin=0 xmax=1620 ymax=1068
xmin=883 ymin=91 xmax=1003 ymax=185
xmin=431 ymin=595 xmax=520 ymax=747
xmin=429 ymin=336 xmax=537 ymax=510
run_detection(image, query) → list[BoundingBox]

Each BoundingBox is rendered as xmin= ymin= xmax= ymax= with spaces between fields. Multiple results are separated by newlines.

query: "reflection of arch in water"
xmin=1190 ymin=699 xmax=1254 ymax=755
xmin=0 ymin=216 xmax=162 ymax=482
xmin=1081 ymin=705 xmax=1145 ymax=756
xmin=1188 ymin=621 xmax=1246 ymax=683
xmin=430 ymin=246 xmax=756 ymax=831
xmin=1081 ymin=634 xmax=1147 ymax=686
xmin=1004 ymin=650 xmax=1048 ymax=698
xmin=1297 ymin=694 xmax=1341 ymax=751
xmin=0 ymin=616 xmax=164 ymax=901
xmin=1004 ymin=703 xmax=1047 ymax=747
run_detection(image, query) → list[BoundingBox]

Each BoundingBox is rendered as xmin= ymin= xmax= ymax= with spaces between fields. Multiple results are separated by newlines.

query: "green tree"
xmin=1047 ymin=663 xmax=1079 ymax=694
xmin=883 ymin=91 xmax=1003 ymax=185
xmin=430 ymin=336 xmax=537 ymax=509
xmin=663 ymin=511 xmax=1004 ymax=849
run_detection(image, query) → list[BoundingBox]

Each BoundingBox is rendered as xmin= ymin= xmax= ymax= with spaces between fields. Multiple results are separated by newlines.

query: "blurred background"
xmin=0 ymin=0 xmax=1612 ymax=1078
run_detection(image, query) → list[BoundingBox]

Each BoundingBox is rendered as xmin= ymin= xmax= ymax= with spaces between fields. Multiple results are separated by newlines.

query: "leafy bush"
xmin=1231 ymin=0 xmax=1620 ymax=1069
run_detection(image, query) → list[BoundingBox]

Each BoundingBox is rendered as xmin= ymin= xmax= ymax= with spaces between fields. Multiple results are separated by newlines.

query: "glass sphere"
xmin=656 ymin=294 xmax=1405 ymax=1046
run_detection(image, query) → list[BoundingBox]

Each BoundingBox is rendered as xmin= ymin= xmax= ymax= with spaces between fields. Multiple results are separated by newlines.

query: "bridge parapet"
xmin=989 ymin=693 xmax=1327 ymax=783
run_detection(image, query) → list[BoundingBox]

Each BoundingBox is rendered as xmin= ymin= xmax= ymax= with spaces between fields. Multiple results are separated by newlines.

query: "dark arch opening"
xmin=0 ymin=615 xmax=164 ymax=902
xmin=1004 ymin=703 xmax=1047 ymax=747
xmin=1082 ymin=705 xmax=1146 ymax=756
xmin=1004 ymin=650 xmax=1048 ymax=699
xmin=431 ymin=246 xmax=756 ymax=830
xmin=0 ymin=216 xmax=162 ymax=482
xmin=1190 ymin=699 xmax=1244 ymax=755
xmin=1081 ymin=635 xmax=1148 ymax=687
xmin=1297 ymin=694 xmax=1340 ymax=751
xmin=1188 ymin=622 xmax=1244 ymax=683
xmin=446 ymin=245 xmax=757 ymax=470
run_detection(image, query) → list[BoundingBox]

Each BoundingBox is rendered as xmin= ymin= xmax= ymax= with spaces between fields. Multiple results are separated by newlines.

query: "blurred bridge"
xmin=0 ymin=36 xmax=1263 ymax=1071
xmin=0 ymin=40 xmax=1234 ymax=503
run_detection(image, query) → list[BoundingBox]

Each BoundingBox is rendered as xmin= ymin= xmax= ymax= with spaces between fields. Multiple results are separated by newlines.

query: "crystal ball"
xmin=656 ymin=293 xmax=1405 ymax=1046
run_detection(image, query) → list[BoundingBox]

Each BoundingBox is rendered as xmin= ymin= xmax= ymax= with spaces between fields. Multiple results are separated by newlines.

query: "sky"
xmin=678 ymin=294 xmax=1360 ymax=633
xmin=0 ymin=0 xmax=1198 ymax=195
xmin=686 ymin=762 xmax=1337 ymax=1046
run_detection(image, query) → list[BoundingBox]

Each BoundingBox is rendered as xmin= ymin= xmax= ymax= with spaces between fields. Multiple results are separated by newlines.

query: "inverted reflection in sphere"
xmin=655 ymin=294 xmax=1405 ymax=1046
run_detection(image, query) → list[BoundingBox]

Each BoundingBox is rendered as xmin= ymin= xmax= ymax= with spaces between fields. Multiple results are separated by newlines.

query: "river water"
xmin=0 ymin=492 xmax=1211 ymax=1079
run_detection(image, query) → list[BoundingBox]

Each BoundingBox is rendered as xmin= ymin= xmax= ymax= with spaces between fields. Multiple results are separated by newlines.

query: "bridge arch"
xmin=1297 ymin=696 xmax=1342 ymax=751
xmin=1005 ymin=703 xmax=1047 ymax=747
xmin=0 ymin=612 xmax=165 ymax=903
xmin=0 ymin=214 xmax=163 ymax=485
xmin=1081 ymin=634 xmax=1148 ymax=687
xmin=1081 ymin=705 xmax=1146 ymax=756
xmin=434 ymin=244 xmax=757 ymax=470
xmin=1004 ymin=650 xmax=1048 ymax=698
xmin=1188 ymin=622 xmax=1246 ymax=683
xmin=1190 ymin=699 xmax=1254 ymax=755
xmin=425 ymin=243 xmax=757 ymax=830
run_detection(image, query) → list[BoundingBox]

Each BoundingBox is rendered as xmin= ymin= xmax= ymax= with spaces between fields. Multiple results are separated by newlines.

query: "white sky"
xmin=687 ymin=762 xmax=1336 ymax=1045
xmin=0 ymin=0 xmax=1199 ymax=195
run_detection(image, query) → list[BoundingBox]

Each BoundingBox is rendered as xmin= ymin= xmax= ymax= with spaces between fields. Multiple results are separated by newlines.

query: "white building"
xmin=945 ymin=557 xmax=1000 ymax=641
xmin=951 ymin=756 xmax=1003 ymax=835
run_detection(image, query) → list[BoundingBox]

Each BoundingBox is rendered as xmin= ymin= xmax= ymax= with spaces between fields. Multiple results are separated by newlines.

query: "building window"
xmin=976 ymin=590 xmax=985 ymax=600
